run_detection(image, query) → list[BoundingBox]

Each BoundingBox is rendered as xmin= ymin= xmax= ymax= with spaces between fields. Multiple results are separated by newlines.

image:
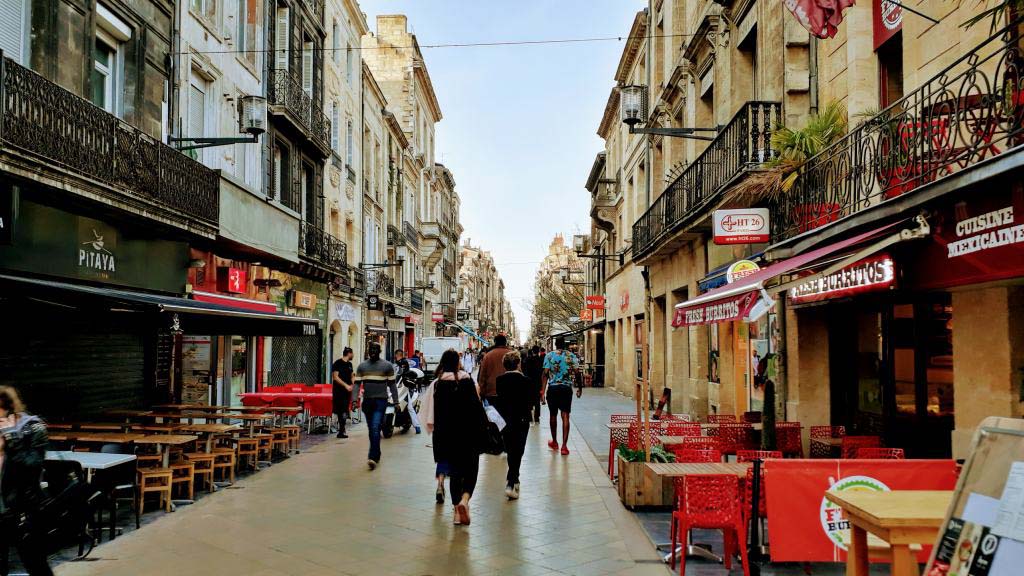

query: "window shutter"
xmin=302 ymin=41 xmax=313 ymax=95
xmin=272 ymin=146 xmax=281 ymax=200
xmin=0 ymin=0 xmax=26 ymax=64
xmin=275 ymin=7 xmax=289 ymax=71
xmin=332 ymin=22 xmax=340 ymax=64
xmin=346 ymin=120 xmax=353 ymax=165
xmin=331 ymin=103 xmax=339 ymax=152
xmin=189 ymin=84 xmax=205 ymax=138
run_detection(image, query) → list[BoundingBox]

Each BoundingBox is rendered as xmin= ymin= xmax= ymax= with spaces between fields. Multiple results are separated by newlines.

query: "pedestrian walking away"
xmin=494 ymin=350 xmax=534 ymax=500
xmin=417 ymin=375 xmax=449 ymax=504
xmin=354 ymin=343 xmax=398 ymax=470
xmin=431 ymin=349 xmax=488 ymax=526
xmin=331 ymin=347 xmax=355 ymax=439
xmin=524 ymin=346 xmax=544 ymax=423
xmin=541 ymin=342 xmax=581 ymax=455
xmin=0 ymin=386 xmax=54 ymax=576
xmin=460 ymin=348 xmax=476 ymax=376
xmin=477 ymin=334 xmax=512 ymax=403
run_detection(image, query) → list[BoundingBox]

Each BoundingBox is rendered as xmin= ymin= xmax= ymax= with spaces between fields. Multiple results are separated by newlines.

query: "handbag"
xmin=482 ymin=421 xmax=504 ymax=456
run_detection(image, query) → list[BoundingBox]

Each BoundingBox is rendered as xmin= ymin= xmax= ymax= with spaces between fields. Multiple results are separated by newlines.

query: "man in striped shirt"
xmin=355 ymin=342 xmax=398 ymax=470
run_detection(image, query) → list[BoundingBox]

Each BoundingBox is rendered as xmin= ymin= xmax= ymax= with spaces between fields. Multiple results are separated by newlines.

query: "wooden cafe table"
xmin=153 ymin=404 xmax=229 ymax=411
xmin=133 ymin=434 xmax=199 ymax=467
xmin=48 ymin=432 xmax=146 ymax=446
xmin=178 ymin=423 xmax=242 ymax=452
xmin=824 ymin=490 xmax=952 ymax=576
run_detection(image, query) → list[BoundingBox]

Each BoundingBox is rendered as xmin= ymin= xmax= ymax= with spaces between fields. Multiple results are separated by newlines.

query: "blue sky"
xmin=362 ymin=1 xmax=643 ymax=338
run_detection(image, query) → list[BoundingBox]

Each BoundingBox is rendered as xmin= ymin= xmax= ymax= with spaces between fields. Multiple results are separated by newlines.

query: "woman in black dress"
xmin=431 ymin=349 xmax=487 ymax=526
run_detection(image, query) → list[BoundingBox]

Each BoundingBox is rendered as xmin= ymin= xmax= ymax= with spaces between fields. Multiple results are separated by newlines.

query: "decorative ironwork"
xmin=268 ymin=69 xmax=331 ymax=152
xmin=299 ymin=221 xmax=347 ymax=273
xmin=772 ymin=21 xmax=1024 ymax=241
xmin=387 ymin=224 xmax=405 ymax=247
xmin=0 ymin=57 xmax=219 ymax=225
xmin=373 ymin=271 xmax=396 ymax=298
xmin=632 ymin=101 xmax=781 ymax=258
xmin=352 ymin=268 xmax=366 ymax=296
xmin=410 ymin=290 xmax=424 ymax=311
xmin=404 ymin=221 xmax=419 ymax=248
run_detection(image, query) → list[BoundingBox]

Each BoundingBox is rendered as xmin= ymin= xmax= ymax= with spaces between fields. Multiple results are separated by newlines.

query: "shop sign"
xmin=217 ymin=267 xmax=247 ymax=294
xmin=77 ymin=221 xmax=117 ymax=276
xmin=405 ymin=314 xmax=420 ymax=325
xmin=456 ymin=309 xmax=470 ymax=321
xmin=619 ymin=291 xmax=630 ymax=312
xmin=672 ymin=291 xmax=760 ymax=327
xmin=789 ymin=254 xmax=895 ymax=304
xmin=366 ymin=294 xmax=382 ymax=310
xmin=872 ymin=0 xmax=902 ymax=50
xmin=289 ymin=290 xmax=317 ymax=310
xmin=580 ymin=309 xmax=593 ymax=322
xmin=431 ymin=311 xmax=445 ymax=323
xmin=367 ymin=309 xmax=385 ymax=327
xmin=726 ymin=260 xmax=760 ymax=283
xmin=765 ymin=459 xmax=958 ymax=562
xmin=586 ymin=295 xmax=606 ymax=310
xmin=713 ymin=209 xmax=770 ymax=245
xmin=336 ymin=303 xmax=357 ymax=322
xmin=0 ymin=185 xmax=14 ymax=245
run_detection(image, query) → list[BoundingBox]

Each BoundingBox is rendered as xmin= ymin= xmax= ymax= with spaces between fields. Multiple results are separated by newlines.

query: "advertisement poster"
xmin=181 ymin=335 xmax=212 ymax=405
xmin=766 ymin=459 xmax=959 ymax=562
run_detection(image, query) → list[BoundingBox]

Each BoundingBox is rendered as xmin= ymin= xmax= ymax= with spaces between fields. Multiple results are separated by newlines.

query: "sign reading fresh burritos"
xmin=789 ymin=254 xmax=895 ymax=304
xmin=672 ymin=290 xmax=760 ymax=327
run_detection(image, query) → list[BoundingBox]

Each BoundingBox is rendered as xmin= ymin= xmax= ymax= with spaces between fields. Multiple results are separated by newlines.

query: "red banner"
xmin=672 ymin=290 xmax=759 ymax=327
xmin=873 ymin=0 xmax=903 ymax=50
xmin=784 ymin=0 xmax=856 ymax=39
xmin=586 ymin=295 xmax=606 ymax=310
xmin=765 ymin=459 xmax=958 ymax=562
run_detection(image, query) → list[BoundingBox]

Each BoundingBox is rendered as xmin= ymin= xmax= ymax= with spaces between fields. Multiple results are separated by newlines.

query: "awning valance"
xmin=0 ymin=274 xmax=320 ymax=336
xmin=672 ymin=219 xmax=928 ymax=327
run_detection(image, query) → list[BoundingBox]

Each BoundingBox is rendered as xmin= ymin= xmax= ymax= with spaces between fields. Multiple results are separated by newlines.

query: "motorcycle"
xmin=382 ymin=367 xmax=422 ymax=438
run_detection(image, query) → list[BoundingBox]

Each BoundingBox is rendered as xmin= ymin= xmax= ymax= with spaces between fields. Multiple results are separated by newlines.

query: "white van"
xmin=420 ymin=337 xmax=463 ymax=372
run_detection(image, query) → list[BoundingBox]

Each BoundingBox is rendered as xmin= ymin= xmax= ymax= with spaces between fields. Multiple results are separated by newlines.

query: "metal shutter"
xmin=0 ymin=0 xmax=26 ymax=64
xmin=275 ymin=7 xmax=289 ymax=71
xmin=189 ymin=83 xmax=205 ymax=138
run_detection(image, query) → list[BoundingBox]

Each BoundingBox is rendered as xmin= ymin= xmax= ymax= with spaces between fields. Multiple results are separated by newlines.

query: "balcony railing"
xmin=352 ymin=268 xmax=365 ymax=296
xmin=0 ymin=56 xmax=219 ymax=225
xmin=269 ymin=69 xmax=331 ymax=152
xmin=410 ymin=290 xmax=424 ymax=311
xmin=772 ymin=22 xmax=1024 ymax=241
xmin=404 ymin=221 xmax=419 ymax=248
xmin=387 ymin=224 xmax=405 ymax=247
xmin=632 ymin=101 xmax=781 ymax=259
xmin=299 ymin=221 xmax=347 ymax=274
xmin=367 ymin=270 xmax=396 ymax=298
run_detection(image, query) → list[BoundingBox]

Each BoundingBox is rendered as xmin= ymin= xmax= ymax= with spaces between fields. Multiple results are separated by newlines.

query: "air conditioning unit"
xmin=238 ymin=95 xmax=268 ymax=136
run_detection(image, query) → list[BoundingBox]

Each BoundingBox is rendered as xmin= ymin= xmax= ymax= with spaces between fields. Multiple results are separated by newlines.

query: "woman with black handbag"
xmin=431 ymin=349 xmax=491 ymax=526
xmin=0 ymin=386 xmax=53 ymax=576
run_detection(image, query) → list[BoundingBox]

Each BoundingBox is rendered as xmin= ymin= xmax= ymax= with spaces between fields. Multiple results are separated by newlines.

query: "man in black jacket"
xmin=523 ymin=346 xmax=544 ymax=423
xmin=0 ymin=385 xmax=53 ymax=576
xmin=494 ymin=351 xmax=534 ymax=500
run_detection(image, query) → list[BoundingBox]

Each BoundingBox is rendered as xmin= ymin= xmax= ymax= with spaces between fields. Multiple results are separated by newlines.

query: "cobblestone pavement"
xmin=53 ymin=389 xmax=669 ymax=576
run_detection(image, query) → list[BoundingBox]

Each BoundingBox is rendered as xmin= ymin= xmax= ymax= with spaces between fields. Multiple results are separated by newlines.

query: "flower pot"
xmin=616 ymin=454 xmax=675 ymax=509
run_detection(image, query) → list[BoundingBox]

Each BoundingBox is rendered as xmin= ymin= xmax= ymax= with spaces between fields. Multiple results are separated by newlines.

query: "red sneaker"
xmin=548 ymin=440 xmax=559 ymax=451
xmin=560 ymin=446 xmax=570 ymax=456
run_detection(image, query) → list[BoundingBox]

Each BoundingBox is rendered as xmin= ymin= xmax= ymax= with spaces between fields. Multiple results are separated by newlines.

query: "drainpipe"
xmin=809 ymin=38 xmax=819 ymax=115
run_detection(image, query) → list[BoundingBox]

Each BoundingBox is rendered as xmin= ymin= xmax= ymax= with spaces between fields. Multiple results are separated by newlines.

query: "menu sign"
xmin=789 ymin=254 xmax=895 ymax=304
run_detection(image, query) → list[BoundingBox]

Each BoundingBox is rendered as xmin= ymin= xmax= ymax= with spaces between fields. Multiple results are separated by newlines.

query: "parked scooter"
xmin=382 ymin=367 xmax=423 ymax=438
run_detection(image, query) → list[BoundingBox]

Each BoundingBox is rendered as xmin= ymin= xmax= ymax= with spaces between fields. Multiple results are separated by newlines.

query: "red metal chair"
xmin=673 ymin=436 xmax=720 ymax=452
xmin=855 ymin=447 xmax=904 ymax=459
xmin=775 ymin=422 xmax=803 ymax=458
xmin=742 ymin=411 xmax=762 ymax=424
xmin=670 ymin=474 xmax=750 ymax=576
xmin=608 ymin=424 xmax=631 ymax=479
xmin=810 ymin=425 xmax=846 ymax=458
xmin=668 ymin=447 xmax=722 ymax=463
xmin=743 ymin=466 xmax=768 ymax=538
xmin=841 ymin=435 xmax=882 ymax=459
xmin=662 ymin=414 xmax=692 ymax=422
xmin=707 ymin=414 xmax=738 ymax=424
xmin=305 ymin=396 xmax=334 ymax=434
xmin=735 ymin=450 xmax=782 ymax=463
xmin=718 ymin=424 xmax=755 ymax=456
xmin=627 ymin=420 xmax=668 ymax=451
xmin=610 ymin=414 xmax=639 ymax=424
xmin=665 ymin=422 xmax=701 ymax=437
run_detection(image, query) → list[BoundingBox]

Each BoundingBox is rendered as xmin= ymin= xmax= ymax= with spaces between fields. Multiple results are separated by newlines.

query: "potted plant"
xmin=616 ymin=444 xmax=676 ymax=509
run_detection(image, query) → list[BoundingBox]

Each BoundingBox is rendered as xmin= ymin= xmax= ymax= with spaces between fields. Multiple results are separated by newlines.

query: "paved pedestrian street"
xmin=54 ymin=397 xmax=667 ymax=576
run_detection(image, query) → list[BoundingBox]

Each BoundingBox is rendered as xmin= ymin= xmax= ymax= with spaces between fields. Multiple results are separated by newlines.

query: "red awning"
xmin=193 ymin=290 xmax=279 ymax=313
xmin=672 ymin=222 xmax=902 ymax=327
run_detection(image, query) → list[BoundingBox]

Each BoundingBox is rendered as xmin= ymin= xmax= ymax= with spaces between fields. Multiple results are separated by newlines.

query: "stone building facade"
xmin=458 ymin=241 xmax=516 ymax=344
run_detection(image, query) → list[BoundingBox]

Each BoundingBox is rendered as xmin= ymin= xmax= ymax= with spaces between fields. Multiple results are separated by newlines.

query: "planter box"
xmin=616 ymin=454 xmax=675 ymax=509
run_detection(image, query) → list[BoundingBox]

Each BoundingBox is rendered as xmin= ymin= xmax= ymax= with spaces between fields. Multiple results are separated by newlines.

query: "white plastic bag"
xmin=484 ymin=404 xmax=506 ymax=431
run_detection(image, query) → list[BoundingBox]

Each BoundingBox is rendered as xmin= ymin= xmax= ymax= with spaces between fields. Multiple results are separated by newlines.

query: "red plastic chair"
xmin=718 ymin=424 xmax=755 ymax=456
xmin=627 ymin=421 xmax=668 ymax=451
xmin=608 ymin=425 xmax=631 ymax=479
xmin=855 ymin=447 xmax=904 ymax=459
xmin=305 ymin=396 xmax=334 ymax=434
xmin=670 ymin=474 xmax=751 ymax=576
xmin=610 ymin=414 xmax=639 ymax=424
xmin=735 ymin=450 xmax=782 ymax=463
xmin=707 ymin=414 xmax=738 ymax=424
xmin=743 ymin=466 xmax=768 ymax=525
xmin=668 ymin=447 xmax=722 ymax=463
xmin=841 ymin=435 xmax=882 ymax=459
xmin=673 ymin=436 xmax=720 ymax=452
xmin=810 ymin=425 xmax=846 ymax=458
xmin=665 ymin=422 xmax=701 ymax=437
xmin=775 ymin=422 xmax=803 ymax=458
xmin=742 ymin=411 xmax=762 ymax=424
xmin=662 ymin=414 xmax=692 ymax=422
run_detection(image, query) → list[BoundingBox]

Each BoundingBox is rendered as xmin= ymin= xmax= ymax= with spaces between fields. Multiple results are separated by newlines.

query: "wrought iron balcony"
xmin=352 ymin=268 xmax=365 ymax=296
xmin=299 ymin=221 xmax=347 ymax=274
xmin=0 ymin=56 xmax=219 ymax=227
xmin=366 ymin=269 xmax=396 ymax=298
xmin=268 ymin=69 xmax=331 ymax=153
xmin=631 ymin=101 xmax=781 ymax=260
xmin=410 ymin=290 xmax=424 ymax=311
xmin=770 ymin=22 xmax=1024 ymax=241
xmin=403 ymin=221 xmax=419 ymax=248
xmin=387 ymin=224 xmax=405 ymax=247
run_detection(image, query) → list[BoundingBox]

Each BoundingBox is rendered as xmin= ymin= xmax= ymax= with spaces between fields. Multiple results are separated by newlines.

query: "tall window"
xmin=91 ymin=33 xmax=119 ymax=114
xmin=0 ymin=0 xmax=29 ymax=64
xmin=188 ymin=78 xmax=207 ymax=161
xmin=346 ymin=43 xmax=353 ymax=84
xmin=273 ymin=141 xmax=292 ymax=209
xmin=237 ymin=0 xmax=257 ymax=66
xmin=332 ymin=21 xmax=340 ymax=65
xmin=331 ymin=102 xmax=340 ymax=153
xmin=345 ymin=119 xmax=353 ymax=166
xmin=274 ymin=7 xmax=289 ymax=72
xmin=878 ymin=31 xmax=904 ymax=107
xmin=190 ymin=0 xmax=217 ymax=23
xmin=301 ymin=39 xmax=313 ymax=95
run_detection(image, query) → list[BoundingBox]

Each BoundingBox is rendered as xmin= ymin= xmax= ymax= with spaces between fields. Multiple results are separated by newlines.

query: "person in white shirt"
xmin=461 ymin=348 xmax=477 ymax=375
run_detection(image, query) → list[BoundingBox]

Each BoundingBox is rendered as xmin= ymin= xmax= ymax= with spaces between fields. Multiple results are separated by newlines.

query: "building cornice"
xmin=614 ymin=10 xmax=648 ymax=84
xmin=585 ymin=152 xmax=607 ymax=193
xmin=597 ymin=88 xmax=620 ymax=139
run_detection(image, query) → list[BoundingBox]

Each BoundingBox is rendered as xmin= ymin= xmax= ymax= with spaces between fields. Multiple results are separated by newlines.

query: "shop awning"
xmin=450 ymin=323 xmax=489 ymax=346
xmin=672 ymin=218 xmax=929 ymax=327
xmin=0 ymin=274 xmax=320 ymax=336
